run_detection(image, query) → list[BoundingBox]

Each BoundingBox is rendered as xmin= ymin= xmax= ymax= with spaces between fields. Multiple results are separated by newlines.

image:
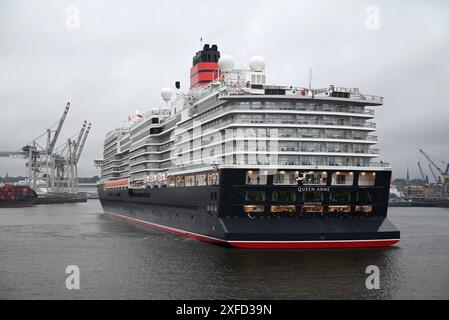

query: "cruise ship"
xmin=97 ymin=44 xmax=400 ymax=249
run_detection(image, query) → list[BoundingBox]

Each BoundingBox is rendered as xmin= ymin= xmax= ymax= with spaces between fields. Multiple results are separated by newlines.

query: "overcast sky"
xmin=0 ymin=0 xmax=448 ymax=179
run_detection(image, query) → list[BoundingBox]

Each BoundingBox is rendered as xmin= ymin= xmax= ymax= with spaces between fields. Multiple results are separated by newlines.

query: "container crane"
xmin=46 ymin=102 xmax=70 ymax=155
xmin=71 ymin=121 xmax=91 ymax=191
xmin=417 ymin=162 xmax=429 ymax=184
xmin=419 ymin=149 xmax=449 ymax=193
xmin=76 ymin=122 xmax=91 ymax=164
xmin=429 ymin=164 xmax=441 ymax=184
xmin=1 ymin=102 xmax=92 ymax=194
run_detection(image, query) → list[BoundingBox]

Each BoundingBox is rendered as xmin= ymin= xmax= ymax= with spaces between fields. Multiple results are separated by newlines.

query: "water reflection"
xmin=96 ymin=212 xmax=403 ymax=299
xmin=2 ymin=203 xmax=448 ymax=299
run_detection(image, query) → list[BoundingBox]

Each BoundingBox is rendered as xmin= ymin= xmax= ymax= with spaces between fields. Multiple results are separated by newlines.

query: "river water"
xmin=1 ymin=200 xmax=448 ymax=299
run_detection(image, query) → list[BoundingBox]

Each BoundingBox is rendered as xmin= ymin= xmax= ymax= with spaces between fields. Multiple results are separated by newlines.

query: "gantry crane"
xmin=419 ymin=149 xmax=449 ymax=193
xmin=429 ymin=164 xmax=441 ymax=184
xmin=47 ymin=103 xmax=70 ymax=155
xmin=417 ymin=161 xmax=429 ymax=184
xmin=0 ymin=102 xmax=92 ymax=194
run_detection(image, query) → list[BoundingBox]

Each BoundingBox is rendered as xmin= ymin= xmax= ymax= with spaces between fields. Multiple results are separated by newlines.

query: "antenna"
xmin=308 ymin=66 xmax=313 ymax=90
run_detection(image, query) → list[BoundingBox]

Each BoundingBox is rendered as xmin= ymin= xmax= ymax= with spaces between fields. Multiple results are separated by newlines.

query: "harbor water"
xmin=1 ymin=200 xmax=448 ymax=299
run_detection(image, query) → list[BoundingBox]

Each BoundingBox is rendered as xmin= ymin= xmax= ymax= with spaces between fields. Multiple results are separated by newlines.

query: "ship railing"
xmin=354 ymin=148 xmax=380 ymax=154
xmin=352 ymin=135 xmax=378 ymax=141
xmin=186 ymin=103 xmax=376 ymax=130
xmin=235 ymin=118 xmax=376 ymax=129
xmin=217 ymin=83 xmax=384 ymax=105
xmin=130 ymin=138 xmax=153 ymax=151
xmin=358 ymin=95 xmax=384 ymax=104
xmin=368 ymin=161 xmax=390 ymax=167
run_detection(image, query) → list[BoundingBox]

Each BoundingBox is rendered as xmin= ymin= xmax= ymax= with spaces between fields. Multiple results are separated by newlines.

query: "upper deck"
xmin=100 ymin=45 xmax=389 ymax=184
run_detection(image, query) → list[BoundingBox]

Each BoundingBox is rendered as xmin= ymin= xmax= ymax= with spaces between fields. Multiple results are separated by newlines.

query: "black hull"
xmin=98 ymin=169 xmax=400 ymax=249
xmin=35 ymin=194 xmax=87 ymax=205
xmin=0 ymin=198 xmax=35 ymax=208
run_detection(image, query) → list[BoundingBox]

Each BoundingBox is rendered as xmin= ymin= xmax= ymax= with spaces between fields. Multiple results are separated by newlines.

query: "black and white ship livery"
xmin=97 ymin=44 xmax=400 ymax=249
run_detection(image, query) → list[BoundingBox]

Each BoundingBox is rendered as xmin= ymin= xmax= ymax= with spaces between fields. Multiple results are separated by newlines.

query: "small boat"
xmin=0 ymin=183 xmax=37 ymax=208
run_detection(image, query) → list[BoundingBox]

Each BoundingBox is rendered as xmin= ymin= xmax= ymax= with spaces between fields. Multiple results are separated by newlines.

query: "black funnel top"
xmin=192 ymin=44 xmax=220 ymax=66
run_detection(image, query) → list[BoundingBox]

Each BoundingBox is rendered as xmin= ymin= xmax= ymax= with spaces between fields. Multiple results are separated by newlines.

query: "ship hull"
xmin=103 ymin=211 xmax=399 ymax=249
xmin=0 ymin=185 xmax=37 ymax=208
xmin=98 ymin=169 xmax=400 ymax=249
xmin=0 ymin=199 xmax=35 ymax=208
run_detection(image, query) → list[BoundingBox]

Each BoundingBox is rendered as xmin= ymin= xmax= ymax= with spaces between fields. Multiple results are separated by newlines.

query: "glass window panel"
xmin=185 ymin=175 xmax=195 ymax=187
xmin=328 ymin=206 xmax=351 ymax=213
xmin=303 ymin=191 xmax=323 ymax=202
xmin=355 ymin=205 xmax=373 ymax=213
xmin=357 ymin=191 xmax=372 ymax=203
xmin=244 ymin=205 xmax=264 ymax=213
xmin=196 ymin=174 xmax=208 ymax=186
xmin=301 ymin=205 xmax=323 ymax=213
xmin=359 ymin=172 xmax=376 ymax=186
xmin=245 ymin=191 xmax=266 ymax=202
xmin=207 ymin=172 xmax=219 ymax=185
xmin=176 ymin=176 xmax=185 ymax=187
xmin=302 ymin=171 xmax=328 ymax=185
xmin=245 ymin=170 xmax=268 ymax=185
xmin=270 ymin=205 xmax=296 ymax=213
xmin=330 ymin=191 xmax=351 ymax=203
xmin=331 ymin=172 xmax=354 ymax=186
xmin=272 ymin=191 xmax=296 ymax=202
xmin=273 ymin=171 xmax=299 ymax=185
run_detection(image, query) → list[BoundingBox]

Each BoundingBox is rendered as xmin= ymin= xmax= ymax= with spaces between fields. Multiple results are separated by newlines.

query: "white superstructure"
xmin=101 ymin=47 xmax=388 ymax=188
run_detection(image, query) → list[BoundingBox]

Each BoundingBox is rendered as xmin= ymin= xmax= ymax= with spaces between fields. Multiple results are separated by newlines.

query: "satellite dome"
xmin=218 ymin=55 xmax=235 ymax=72
xmin=161 ymin=87 xmax=174 ymax=102
xmin=249 ymin=56 xmax=266 ymax=72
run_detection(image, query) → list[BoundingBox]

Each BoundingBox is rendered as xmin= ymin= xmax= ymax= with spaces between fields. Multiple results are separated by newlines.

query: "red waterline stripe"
xmin=103 ymin=212 xmax=400 ymax=249
xmin=228 ymin=239 xmax=400 ymax=249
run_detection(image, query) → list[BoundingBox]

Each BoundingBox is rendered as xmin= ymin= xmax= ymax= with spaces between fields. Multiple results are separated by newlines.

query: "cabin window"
xmin=244 ymin=205 xmax=264 ymax=213
xmin=357 ymin=191 xmax=373 ymax=203
xmin=358 ymin=172 xmax=376 ymax=186
xmin=328 ymin=205 xmax=351 ymax=213
xmin=294 ymin=102 xmax=306 ymax=110
xmin=303 ymin=171 xmax=328 ymax=185
xmin=207 ymin=172 xmax=219 ymax=185
xmin=355 ymin=205 xmax=373 ymax=213
xmin=185 ymin=175 xmax=195 ymax=187
xmin=245 ymin=170 xmax=268 ymax=185
xmin=175 ymin=176 xmax=185 ymax=187
xmin=301 ymin=205 xmax=323 ymax=214
xmin=303 ymin=192 xmax=323 ymax=202
xmin=280 ymin=101 xmax=291 ymax=110
xmin=272 ymin=191 xmax=296 ymax=202
xmin=330 ymin=191 xmax=351 ymax=203
xmin=270 ymin=205 xmax=296 ymax=213
xmin=167 ymin=176 xmax=176 ymax=187
xmin=196 ymin=174 xmax=208 ymax=186
xmin=245 ymin=191 xmax=266 ymax=202
xmin=207 ymin=204 xmax=218 ymax=214
xmin=251 ymin=101 xmax=263 ymax=110
xmin=273 ymin=171 xmax=299 ymax=185
xmin=279 ymin=128 xmax=296 ymax=138
xmin=265 ymin=101 xmax=276 ymax=110
xmin=332 ymin=172 xmax=354 ymax=186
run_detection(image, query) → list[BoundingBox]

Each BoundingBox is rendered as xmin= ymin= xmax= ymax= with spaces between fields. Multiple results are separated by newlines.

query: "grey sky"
xmin=1 ymin=0 xmax=448 ymax=179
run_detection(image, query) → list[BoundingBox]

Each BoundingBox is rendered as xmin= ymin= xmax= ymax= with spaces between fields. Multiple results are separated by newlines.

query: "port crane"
xmin=0 ymin=102 xmax=91 ymax=194
xmin=417 ymin=162 xmax=429 ymax=184
xmin=419 ymin=149 xmax=449 ymax=192
xmin=429 ymin=164 xmax=442 ymax=184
